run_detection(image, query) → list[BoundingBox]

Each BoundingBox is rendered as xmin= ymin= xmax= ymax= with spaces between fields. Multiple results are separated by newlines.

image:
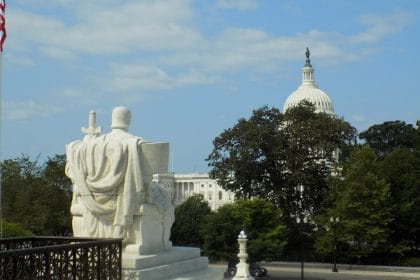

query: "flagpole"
xmin=0 ymin=0 xmax=7 ymax=239
xmin=0 ymin=52 xmax=3 ymax=238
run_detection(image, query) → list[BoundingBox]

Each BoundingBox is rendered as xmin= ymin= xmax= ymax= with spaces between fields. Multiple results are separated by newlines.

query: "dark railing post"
xmin=72 ymin=247 xmax=77 ymax=279
xmin=29 ymin=252 xmax=34 ymax=279
xmin=45 ymin=251 xmax=50 ymax=280
xmin=120 ymin=241 xmax=123 ymax=280
xmin=12 ymin=256 xmax=17 ymax=280
xmin=97 ymin=245 xmax=101 ymax=279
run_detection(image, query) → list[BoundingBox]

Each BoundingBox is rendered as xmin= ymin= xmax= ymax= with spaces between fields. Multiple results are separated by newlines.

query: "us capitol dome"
xmin=283 ymin=48 xmax=335 ymax=116
xmin=155 ymin=49 xmax=337 ymax=212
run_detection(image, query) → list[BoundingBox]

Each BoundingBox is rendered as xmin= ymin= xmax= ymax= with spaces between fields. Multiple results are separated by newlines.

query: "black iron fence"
xmin=0 ymin=236 xmax=122 ymax=280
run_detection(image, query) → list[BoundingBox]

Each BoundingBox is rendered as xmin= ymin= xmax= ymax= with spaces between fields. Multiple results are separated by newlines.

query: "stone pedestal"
xmin=122 ymin=247 xmax=221 ymax=280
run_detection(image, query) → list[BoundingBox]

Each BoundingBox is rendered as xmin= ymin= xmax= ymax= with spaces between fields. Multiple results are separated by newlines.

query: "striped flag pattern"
xmin=0 ymin=0 xmax=5 ymax=52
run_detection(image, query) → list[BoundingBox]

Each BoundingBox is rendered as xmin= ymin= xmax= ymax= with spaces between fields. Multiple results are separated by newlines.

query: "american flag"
xmin=0 ymin=0 xmax=5 ymax=52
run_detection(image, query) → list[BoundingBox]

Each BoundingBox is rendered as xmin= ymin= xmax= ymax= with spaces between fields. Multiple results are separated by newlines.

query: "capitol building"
xmin=154 ymin=49 xmax=335 ymax=211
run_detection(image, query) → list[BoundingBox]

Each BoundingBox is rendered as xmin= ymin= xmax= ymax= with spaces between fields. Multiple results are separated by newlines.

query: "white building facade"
xmin=153 ymin=173 xmax=235 ymax=211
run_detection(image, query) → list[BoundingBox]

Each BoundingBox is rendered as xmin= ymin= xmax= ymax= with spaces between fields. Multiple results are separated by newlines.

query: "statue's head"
xmin=111 ymin=106 xmax=131 ymax=131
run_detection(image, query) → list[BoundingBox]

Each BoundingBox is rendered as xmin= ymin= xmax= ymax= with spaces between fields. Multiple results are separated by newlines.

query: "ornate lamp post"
xmin=233 ymin=230 xmax=254 ymax=280
xmin=295 ymin=184 xmax=307 ymax=280
xmin=329 ymin=216 xmax=339 ymax=272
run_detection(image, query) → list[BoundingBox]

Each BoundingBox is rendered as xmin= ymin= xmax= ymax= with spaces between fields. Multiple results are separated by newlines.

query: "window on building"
xmin=218 ymin=191 xmax=223 ymax=200
xmin=208 ymin=192 xmax=213 ymax=200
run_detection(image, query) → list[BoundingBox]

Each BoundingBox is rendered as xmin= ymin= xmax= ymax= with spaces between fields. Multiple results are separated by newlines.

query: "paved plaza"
xmin=210 ymin=263 xmax=420 ymax=280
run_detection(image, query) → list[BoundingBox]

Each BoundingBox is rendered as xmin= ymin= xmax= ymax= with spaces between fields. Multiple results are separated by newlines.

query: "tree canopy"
xmin=378 ymin=147 xmax=420 ymax=254
xmin=170 ymin=194 xmax=211 ymax=247
xmin=207 ymin=102 xmax=356 ymax=222
xmin=1 ymin=155 xmax=72 ymax=236
xmin=315 ymin=146 xmax=393 ymax=261
xmin=201 ymin=199 xmax=286 ymax=262
xmin=359 ymin=120 xmax=416 ymax=157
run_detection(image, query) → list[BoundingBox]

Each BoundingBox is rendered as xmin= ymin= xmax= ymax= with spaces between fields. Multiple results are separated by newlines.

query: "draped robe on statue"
xmin=66 ymin=130 xmax=147 ymax=241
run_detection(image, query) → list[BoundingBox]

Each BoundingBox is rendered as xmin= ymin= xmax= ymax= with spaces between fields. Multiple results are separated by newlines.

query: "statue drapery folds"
xmin=66 ymin=132 xmax=145 ymax=240
xmin=66 ymin=107 xmax=173 ymax=253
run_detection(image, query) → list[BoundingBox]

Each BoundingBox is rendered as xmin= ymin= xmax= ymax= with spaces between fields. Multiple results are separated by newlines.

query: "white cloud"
xmin=162 ymin=27 xmax=354 ymax=73
xmin=351 ymin=114 xmax=369 ymax=123
xmin=106 ymin=64 xmax=218 ymax=92
xmin=100 ymin=7 xmax=412 ymax=94
xmin=216 ymin=0 xmax=259 ymax=11
xmin=9 ymin=0 xmax=204 ymax=58
xmin=350 ymin=114 xmax=376 ymax=132
xmin=4 ymin=101 xmax=65 ymax=121
xmin=8 ymin=3 xmax=413 ymax=96
xmin=9 ymin=2 xmax=411 ymax=66
xmin=6 ymin=54 xmax=35 ymax=67
xmin=54 ymin=89 xmax=104 ymax=106
xmin=351 ymin=10 xmax=412 ymax=44
xmin=41 ymin=46 xmax=77 ymax=61
xmin=109 ymin=64 xmax=173 ymax=91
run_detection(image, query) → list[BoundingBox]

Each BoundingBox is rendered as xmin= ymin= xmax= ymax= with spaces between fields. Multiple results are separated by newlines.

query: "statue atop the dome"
xmin=305 ymin=47 xmax=311 ymax=65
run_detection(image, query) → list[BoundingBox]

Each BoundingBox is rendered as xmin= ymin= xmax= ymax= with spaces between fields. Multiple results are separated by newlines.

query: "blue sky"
xmin=2 ymin=0 xmax=419 ymax=172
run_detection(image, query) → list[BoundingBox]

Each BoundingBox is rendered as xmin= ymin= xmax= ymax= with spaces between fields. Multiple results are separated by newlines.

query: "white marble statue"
xmin=65 ymin=107 xmax=173 ymax=253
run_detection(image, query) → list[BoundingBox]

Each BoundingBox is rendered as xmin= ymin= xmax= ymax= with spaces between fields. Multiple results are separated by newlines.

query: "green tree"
xmin=379 ymin=147 xmax=420 ymax=254
xmin=1 ymin=155 xmax=72 ymax=236
xmin=41 ymin=155 xmax=72 ymax=235
xmin=1 ymin=156 xmax=46 ymax=234
xmin=43 ymin=154 xmax=72 ymax=194
xmin=201 ymin=199 xmax=286 ymax=262
xmin=207 ymin=102 xmax=356 ymax=224
xmin=170 ymin=194 xmax=211 ymax=247
xmin=1 ymin=220 xmax=33 ymax=237
xmin=200 ymin=204 xmax=241 ymax=261
xmin=359 ymin=121 xmax=416 ymax=157
xmin=321 ymin=146 xmax=393 ymax=262
xmin=313 ymin=176 xmax=342 ymax=257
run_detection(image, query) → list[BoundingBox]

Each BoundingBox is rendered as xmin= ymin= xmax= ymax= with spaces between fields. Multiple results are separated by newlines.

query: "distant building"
xmin=155 ymin=48 xmax=335 ymax=211
xmin=153 ymin=173 xmax=235 ymax=211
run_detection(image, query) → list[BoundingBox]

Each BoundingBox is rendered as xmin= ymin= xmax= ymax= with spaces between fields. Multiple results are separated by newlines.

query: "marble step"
xmin=123 ymin=246 xmax=203 ymax=270
xmin=123 ymin=255 xmax=209 ymax=280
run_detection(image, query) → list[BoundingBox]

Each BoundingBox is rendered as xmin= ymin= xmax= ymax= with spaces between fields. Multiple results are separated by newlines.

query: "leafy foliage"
xmin=207 ymin=102 xmax=356 ymax=224
xmin=0 ymin=220 xmax=33 ymax=238
xmin=359 ymin=121 xmax=416 ymax=157
xmin=170 ymin=194 xmax=211 ymax=247
xmin=378 ymin=147 xmax=420 ymax=253
xmin=201 ymin=199 xmax=286 ymax=262
xmin=316 ymin=147 xmax=393 ymax=260
xmin=1 ymin=155 xmax=72 ymax=236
